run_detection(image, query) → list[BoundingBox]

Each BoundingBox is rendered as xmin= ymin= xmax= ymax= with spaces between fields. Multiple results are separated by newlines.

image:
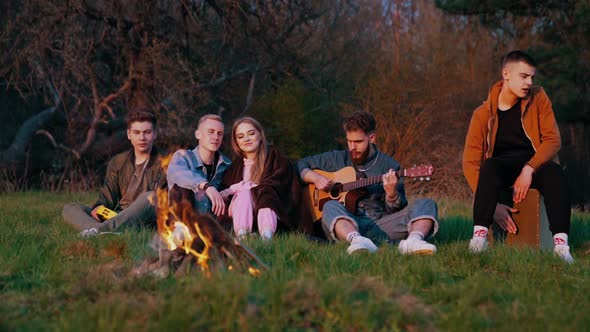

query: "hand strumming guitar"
xmin=304 ymin=170 xmax=332 ymax=191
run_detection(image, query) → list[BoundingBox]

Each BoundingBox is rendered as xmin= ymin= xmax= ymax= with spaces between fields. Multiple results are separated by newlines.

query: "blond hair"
xmin=197 ymin=114 xmax=223 ymax=129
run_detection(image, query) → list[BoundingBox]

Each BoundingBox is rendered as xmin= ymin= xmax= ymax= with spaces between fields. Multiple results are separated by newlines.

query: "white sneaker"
xmin=260 ymin=229 xmax=274 ymax=241
xmin=398 ymin=238 xmax=436 ymax=255
xmin=79 ymin=228 xmax=120 ymax=238
xmin=79 ymin=228 xmax=99 ymax=238
xmin=346 ymin=235 xmax=378 ymax=254
xmin=469 ymin=236 xmax=488 ymax=254
xmin=236 ymin=228 xmax=248 ymax=240
xmin=554 ymin=244 xmax=574 ymax=264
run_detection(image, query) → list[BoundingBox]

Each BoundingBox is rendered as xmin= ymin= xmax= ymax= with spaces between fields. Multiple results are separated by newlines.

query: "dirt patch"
xmin=61 ymin=241 xmax=98 ymax=258
xmin=101 ymin=239 xmax=127 ymax=258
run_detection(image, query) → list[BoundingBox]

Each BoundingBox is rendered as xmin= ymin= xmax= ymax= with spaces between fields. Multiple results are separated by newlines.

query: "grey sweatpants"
xmin=62 ymin=191 xmax=157 ymax=232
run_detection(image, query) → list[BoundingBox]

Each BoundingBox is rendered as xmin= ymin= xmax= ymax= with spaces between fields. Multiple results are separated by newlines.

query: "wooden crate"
xmin=488 ymin=188 xmax=553 ymax=249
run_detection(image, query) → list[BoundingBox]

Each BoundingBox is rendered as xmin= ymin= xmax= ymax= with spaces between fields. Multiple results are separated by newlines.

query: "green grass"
xmin=1 ymin=192 xmax=589 ymax=331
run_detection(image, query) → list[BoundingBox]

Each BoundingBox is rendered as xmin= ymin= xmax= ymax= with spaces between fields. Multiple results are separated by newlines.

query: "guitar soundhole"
xmin=329 ymin=183 xmax=343 ymax=199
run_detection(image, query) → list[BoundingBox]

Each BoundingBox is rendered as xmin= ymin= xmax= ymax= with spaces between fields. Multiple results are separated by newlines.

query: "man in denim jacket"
xmin=166 ymin=114 xmax=231 ymax=216
xmin=297 ymin=110 xmax=438 ymax=255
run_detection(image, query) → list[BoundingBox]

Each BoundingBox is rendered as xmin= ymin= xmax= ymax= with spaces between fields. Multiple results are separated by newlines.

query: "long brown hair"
xmin=231 ymin=117 xmax=268 ymax=183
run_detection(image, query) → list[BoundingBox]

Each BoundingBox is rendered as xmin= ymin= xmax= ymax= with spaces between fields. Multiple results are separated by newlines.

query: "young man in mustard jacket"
xmin=462 ymin=50 xmax=573 ymax=263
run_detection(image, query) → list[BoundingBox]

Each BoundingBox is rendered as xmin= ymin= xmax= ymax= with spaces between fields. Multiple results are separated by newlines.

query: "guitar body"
xmin=301 ymin=164 xmax=434 ymax=223
xmin=302 ymin=167 xmax=362 ymax=222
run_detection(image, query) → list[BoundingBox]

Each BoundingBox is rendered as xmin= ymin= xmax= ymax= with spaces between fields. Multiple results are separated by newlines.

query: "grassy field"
xmin=1 ymin=192 xmax=589 ymax=331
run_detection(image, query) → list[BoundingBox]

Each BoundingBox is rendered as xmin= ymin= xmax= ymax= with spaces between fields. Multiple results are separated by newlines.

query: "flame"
xmin=248 ymin=267 xmax=262 ymax=277
xmin=150 ymin=154 xmax=212 ymax=275
xmin=150 ymin=153 xmax=266 ymax=277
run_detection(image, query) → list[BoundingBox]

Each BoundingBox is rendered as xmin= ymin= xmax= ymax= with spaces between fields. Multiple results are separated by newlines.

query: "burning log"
xmin=133 ymin=183 xmax=268 ymax=278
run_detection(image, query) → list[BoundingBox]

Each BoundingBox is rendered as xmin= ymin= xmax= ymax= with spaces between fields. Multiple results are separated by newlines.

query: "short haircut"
xmin=126 ymin=107 xmax=157 ymax=129
xmin=502 ymin=50 xmax=537 ymax=68
xmin=343 ymin=110 xmax=376 ymax=134
xmin=197 ymin=114 xmax=223 ymax=128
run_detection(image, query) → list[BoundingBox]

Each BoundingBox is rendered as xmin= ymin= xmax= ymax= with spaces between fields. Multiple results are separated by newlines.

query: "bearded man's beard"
xmin=350 ymin=147 xmax=370 ymax=165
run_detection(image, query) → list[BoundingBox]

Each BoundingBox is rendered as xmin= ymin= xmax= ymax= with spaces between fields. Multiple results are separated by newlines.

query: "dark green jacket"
xmin=93 ymin=147 xmax=167 ymax=211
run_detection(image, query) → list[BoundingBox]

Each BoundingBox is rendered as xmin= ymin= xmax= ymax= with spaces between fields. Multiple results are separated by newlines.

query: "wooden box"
xmin=488 ymin=188 xmax=553 ymax=249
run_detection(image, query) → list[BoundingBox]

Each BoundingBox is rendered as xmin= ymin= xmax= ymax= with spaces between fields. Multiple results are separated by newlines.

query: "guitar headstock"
xmin=404 ymin=164 xmax=434 ymax=181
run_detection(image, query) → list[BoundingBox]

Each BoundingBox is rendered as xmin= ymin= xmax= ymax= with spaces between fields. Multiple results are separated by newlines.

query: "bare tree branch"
xmin=35 ymin=130 xmax=81 ymax=159
xmin=0 ymin=106 xmax=57 ymax=163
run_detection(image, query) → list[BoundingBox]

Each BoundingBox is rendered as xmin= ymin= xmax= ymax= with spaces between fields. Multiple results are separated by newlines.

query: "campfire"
xmin=133 ymin=157 xmax=268 ymax=278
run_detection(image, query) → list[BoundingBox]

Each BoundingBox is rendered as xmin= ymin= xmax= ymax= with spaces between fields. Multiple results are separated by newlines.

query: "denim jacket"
xmin=166 ymin=146 xmax=231 ymax=192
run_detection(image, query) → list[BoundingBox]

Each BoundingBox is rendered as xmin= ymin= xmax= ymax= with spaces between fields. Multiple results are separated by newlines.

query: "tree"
xmin=0 ymin=0 xmax=363 ymax=190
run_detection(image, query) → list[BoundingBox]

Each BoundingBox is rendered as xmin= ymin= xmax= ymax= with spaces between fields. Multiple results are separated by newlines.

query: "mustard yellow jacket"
xmin=462 ymin=80 xmax=561 ymax=193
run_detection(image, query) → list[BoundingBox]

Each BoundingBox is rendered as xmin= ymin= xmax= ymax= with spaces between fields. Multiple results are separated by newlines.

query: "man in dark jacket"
xmin=62 ymin=108 xmax=166 ymax=236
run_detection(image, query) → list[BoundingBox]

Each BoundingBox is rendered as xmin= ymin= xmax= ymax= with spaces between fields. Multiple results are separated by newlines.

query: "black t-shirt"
xmin=204 ymin=163 xmax=214 ymax=181
xmin=493 ymin=101 xmax=535 ymax=159
xmin=203 ymin=153 xmax=219 ymax=182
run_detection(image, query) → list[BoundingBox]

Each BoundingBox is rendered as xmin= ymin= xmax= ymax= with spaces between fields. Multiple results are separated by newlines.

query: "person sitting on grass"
xmin=462 ymin=50 xmax=574 ymax=263
xmin=296 ymin=110 xmax=438 ymax=255
xmin=166 ymin=114 xmax=231 ymax=217
xmin=62 ymin=108 xmax=167 ymax=236
xmin=219 ymin=116 xmax=312 ymax=240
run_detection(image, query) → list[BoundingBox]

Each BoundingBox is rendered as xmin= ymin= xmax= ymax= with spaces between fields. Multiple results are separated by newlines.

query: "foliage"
xmin=1 ymin=0 xmax=589 ymax=205
xmin=0 ymin=0 xmax=364 ymax=178
xmin=253 ymin=79 xmax=341 ymax=159
xmin=1 ymin=192 xmax=590 ymax=330
xmin=436 ymin=0 xmax=590 ymax=122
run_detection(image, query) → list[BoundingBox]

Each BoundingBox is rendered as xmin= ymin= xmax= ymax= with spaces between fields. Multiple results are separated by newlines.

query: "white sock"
xmin=553 ymin=233 xmax=569 ymax=246
xmin=346 ymin=231 xmax=361 ymax=243
xmin=473 ymin=225 xmax=488 ymax=238
xmin=261 ymin=229 xmax=274 ymax=240
xmin=407 ymin=231 xmax=424 ymax=241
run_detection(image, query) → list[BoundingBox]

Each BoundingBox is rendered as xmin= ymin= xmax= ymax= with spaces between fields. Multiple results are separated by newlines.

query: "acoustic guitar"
xmin=303 ymin=164 xmax=434 ymax=222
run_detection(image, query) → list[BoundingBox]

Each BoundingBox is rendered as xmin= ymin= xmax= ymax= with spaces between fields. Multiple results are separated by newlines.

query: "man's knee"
xmin=320 ymin=200 xmax=349 ymax=226
xmin=536 ymin=161 xmax=564 ymax=177
xmin=62 ymin=202 xmax=87 ymax=218
xmin=411 ymin=198 xmax=438 ymax=218
xmin=136 ymin=191 xmax=156 ymax=205
xmin=323 ymin=200 xmax=344 ymax=213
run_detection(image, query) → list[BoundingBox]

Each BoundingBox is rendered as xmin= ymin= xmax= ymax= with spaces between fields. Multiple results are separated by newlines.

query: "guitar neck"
xmin=342 ymin=169 xmax=404 ymax=192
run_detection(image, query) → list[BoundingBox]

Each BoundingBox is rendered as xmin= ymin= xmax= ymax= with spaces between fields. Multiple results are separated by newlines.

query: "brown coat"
xmin=94 ymin=147 xmax=167 ymax=211
xmin=462 ymin=80 xmax=561 ymax=192
xmin=221 ymin=145 xmax=313 ymax=234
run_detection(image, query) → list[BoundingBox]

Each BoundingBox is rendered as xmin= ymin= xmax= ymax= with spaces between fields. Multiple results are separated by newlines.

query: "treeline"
xmin=0 ymin=0 xmax=588 ymax=207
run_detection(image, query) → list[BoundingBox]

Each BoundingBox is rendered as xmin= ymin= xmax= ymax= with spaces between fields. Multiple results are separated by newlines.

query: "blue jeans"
xmin=193 ymin=190 xmax=213 ymax=214
xmin=320 ymin=198 xmax=439 ymax=245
